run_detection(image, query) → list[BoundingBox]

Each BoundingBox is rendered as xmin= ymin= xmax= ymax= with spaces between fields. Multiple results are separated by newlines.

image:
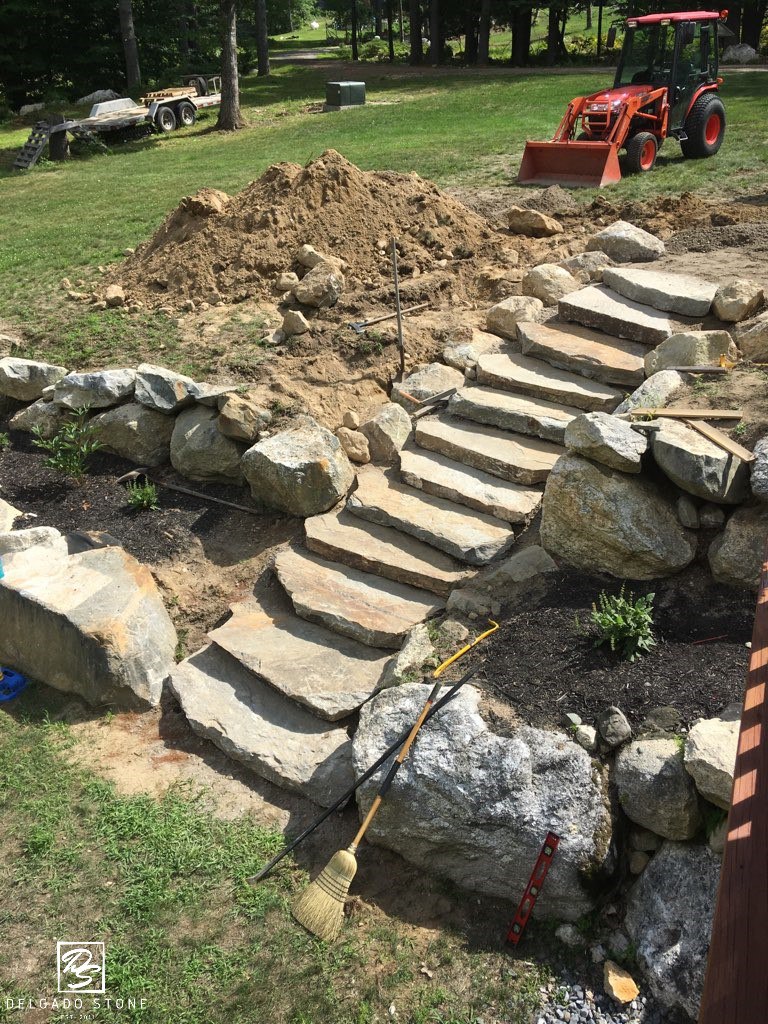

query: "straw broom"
xmin=291 ymin=621 xmax=499 ymax=942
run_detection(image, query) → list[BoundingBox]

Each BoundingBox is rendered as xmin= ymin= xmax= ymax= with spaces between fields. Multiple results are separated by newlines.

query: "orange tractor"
xmin=519 ymin=10 xmax=728 ymax=187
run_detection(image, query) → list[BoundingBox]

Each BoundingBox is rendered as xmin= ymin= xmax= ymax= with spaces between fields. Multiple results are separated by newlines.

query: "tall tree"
xmin=428 ymin=0 xmax=441 ymax=62
xmin=118 ymin=0 xmax=141 ymax=91
xmin=409 ymin=0 xmax=423 ymax=61
xmin=477 ymin=0 xmax=490 ymax=63
xmin=351 ymin=0 xmax=359 ymax=58
xmin=255 ymin=0 xmax=270 ymax=75
xmin=217 ymin=0 xmax=245 ymax=129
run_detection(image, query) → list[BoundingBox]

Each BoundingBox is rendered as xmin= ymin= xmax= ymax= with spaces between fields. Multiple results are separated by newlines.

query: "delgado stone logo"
xmin=57 ymin=942 xmax=106 ymax=994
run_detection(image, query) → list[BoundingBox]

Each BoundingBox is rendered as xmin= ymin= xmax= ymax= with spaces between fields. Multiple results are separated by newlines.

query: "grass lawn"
xmin=0 ymin=704 xmax=549 ymax=1024
xmin=0 ymin=63 xmax=765 ymax=373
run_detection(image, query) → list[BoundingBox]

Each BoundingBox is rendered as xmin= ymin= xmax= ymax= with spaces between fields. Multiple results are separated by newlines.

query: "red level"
xmin=506 ymin=832 xmax=560 ymax=944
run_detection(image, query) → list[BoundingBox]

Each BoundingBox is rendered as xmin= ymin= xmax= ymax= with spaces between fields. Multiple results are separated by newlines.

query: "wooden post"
xmin=48 ymin=114 xmax=69 ymax=162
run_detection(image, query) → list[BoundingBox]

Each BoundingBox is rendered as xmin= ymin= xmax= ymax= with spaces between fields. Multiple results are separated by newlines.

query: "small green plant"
xmin=0 ymin=431 xmax=10 ymax=451
xmin=125 ymin=480 xmax=160 ymax=511
xmin=31 ymin=408 xmax=102 ymax=481
xmin=590 ymin=585 xmax=656 ymax=662
xmin=732 ymin=421 xmax=747 ymax=438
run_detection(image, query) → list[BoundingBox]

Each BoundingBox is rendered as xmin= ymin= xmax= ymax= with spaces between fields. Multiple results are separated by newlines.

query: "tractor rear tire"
xmin=681 ymin=92 xmax=725 ymax=159
xmin=177 ymin=101 xmax=196 ymax=127
xmin=625 ymin=132 xmax=658 ymax=175
xmin=155 ymin=106 xmax=177 ymax=133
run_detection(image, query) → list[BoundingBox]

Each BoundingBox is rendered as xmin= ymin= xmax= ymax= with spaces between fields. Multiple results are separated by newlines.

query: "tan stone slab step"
xmin=305 ymin=508 xmax=467 ymax=597
xmin=516 ymin=320 xmax=645 ymax=388
xmin=476 ymin=352 xmax=622 ymax=413
xmin=415 ymin=414 xmax=562 ymax=486
xmin=558 ymin=284 xmax=676 ymax=345
xmin=400 ymin=447 xmax=542 ymax=524
xmin=169 ymin=643 xmax=354 ymax=806
xmin=347 ymin=465 xmax=516 ymax=565
xmin=209 ymin=589 xmax=392 ymax=721
xmin=449 ymin=385 xmax=580 ymax=444
xmin=274 ymin=547 xmax=444 ymax=649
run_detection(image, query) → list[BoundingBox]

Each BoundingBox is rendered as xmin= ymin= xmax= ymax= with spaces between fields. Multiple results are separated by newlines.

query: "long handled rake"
xmin=291 ymin=621 xmax=499 ymax=941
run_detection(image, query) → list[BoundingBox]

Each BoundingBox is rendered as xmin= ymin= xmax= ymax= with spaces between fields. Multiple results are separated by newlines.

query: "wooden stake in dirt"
xmin=391 ymin=236 xmax=406 ymax=382
xmin=291 ymin=620 xmax=500 ymax=942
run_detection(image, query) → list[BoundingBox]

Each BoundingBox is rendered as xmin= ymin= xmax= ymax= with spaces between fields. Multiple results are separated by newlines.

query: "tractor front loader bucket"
xmin=518 ymin=140 xmax=622 ymax=188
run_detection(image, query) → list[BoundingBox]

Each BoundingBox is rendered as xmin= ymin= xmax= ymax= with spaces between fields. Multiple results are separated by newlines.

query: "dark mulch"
xmin=0 ymin=422 xmax=279 ymax=567
xmin=477 ymin=567 xmax=754 ymax=730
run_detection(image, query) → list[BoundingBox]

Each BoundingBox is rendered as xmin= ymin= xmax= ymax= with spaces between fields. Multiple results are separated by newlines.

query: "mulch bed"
xmin=477 ymin=567 xmax=754 ymax=730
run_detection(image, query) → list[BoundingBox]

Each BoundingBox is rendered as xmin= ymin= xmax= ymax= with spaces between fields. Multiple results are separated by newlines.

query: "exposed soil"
xmin=665 ymin=366 xmax=768 ymax=450
xmin=476 ymin=566 xmax=753 ymax=730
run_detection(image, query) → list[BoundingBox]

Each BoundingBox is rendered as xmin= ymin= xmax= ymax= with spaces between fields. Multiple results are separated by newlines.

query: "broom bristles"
xmin=292 ymin=847 xmax=358 ymax=942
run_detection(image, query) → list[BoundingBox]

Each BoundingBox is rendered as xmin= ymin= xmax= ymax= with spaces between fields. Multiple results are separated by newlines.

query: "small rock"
xmin=644 ymin=330 xmax=738 ymax=376
xmin=708 ymin=816 xmax=728 ymax=855
xmin=735 ymin=311 xmax=768 ymax=362
xmin=60 ymin=278 xmax=72 ymax=290
xmin=574 ymin=725 xmax=598 ymax=753
xmin=564 ymin=412 xmax=647 ymax=473
xmin=105 ymin=283 xmax=125 ymax=308
xmin=342 ymin=409 xmax=360 ymax=430
xmin=556 ymin=923 xmax=583 ymax=948
xmin=699 ymin=503 xmax=725 ymax=528
xmin=684 ymin=703 xmax=741 ymax=809
xmin=123 ymin=247 xmax=136 ymax=256
xmin=558 ymin=251 xmax=615 ymax=283
xmin=282 ymin=309 xmax=311 ymax=337
xmin=274 ymin=271 xmax=300 ymax=292
xmin=613 ymin=370 xmax=684 ymax=416
xmin=293 ymin=262 xmax=345 ymax=309
xmin=486 ymin=295 xmax=544 ymax=339
xmin=712 ymin=278 xmax=764 ymax=322
xmin=604 ymin=961 xmax=640 ymax=1004
xmin=391 ymin=363 xmax=464 ymax=412
xmin=586 ymin=220 xmax=665 ymax=263
xmin=0 ymin=498 xmax=23 ymax=532
xmin=629 ymin=850 xmax=650 ymax=875
xmin=0 ymin=526 xmax=65 ymax=556
xmin=596 ymin=706 xmax=631 ymax=748
xmin=379 ymin=623 xmax=436 ymax=687
xmin=359 ymin=402 xmax=412 ymax=463
xmin=522 ymin=264 xmax=580 ymax=305
xmin=335 ymin=426 xmax=371 ymax=464
xmin=591 ymin=944 xmax=607 ymax=964
xmin=505 ymin=206 xmax=563 ymax=237
xmin=629 ymin=827 xmax=662 ymax=853
xmin=296 ymin=244 xmax=328 ymax=269
xmin=676 ymin=494 xmax=700 ymax=529
xmin=217 ymin=394 xmax=272 ymax=443
xmin=564 ymin=712 xmax=582 ymax=729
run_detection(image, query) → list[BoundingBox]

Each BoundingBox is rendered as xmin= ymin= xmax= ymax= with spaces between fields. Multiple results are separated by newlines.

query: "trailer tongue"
xmin=518 ymin=140 xmax=622 ymax=188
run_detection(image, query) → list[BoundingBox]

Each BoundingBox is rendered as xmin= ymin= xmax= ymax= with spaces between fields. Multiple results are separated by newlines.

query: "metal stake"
xmin=391 ymin=236 xmax=406 ymax=381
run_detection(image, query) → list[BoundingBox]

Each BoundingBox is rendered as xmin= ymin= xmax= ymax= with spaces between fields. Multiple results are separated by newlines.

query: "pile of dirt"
xmin=115 ymin=150 xmax=504 ymax=309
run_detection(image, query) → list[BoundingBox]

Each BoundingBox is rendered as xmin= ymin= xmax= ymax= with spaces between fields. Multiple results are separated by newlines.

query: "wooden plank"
xmin=699 ymin=541 xmax=768 ymax=1024
xmin=664 ymin=365 xmax=730 ymax=374
xmin=627 ymin=408 xmax=743 ymax=420
xmin=685 ymin=418 xmax=756 ymax=463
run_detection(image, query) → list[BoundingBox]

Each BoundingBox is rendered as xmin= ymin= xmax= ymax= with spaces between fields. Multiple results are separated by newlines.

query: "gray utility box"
xmin=324 ymin=81 xmax=366 ymax=110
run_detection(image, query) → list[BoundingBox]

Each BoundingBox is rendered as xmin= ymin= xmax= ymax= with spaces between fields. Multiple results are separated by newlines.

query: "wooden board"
xmin=627 ymin=408 xmax=743 ymax=421
xmin=685 ymin=418 xmax=756 ymax=463
xmin=699 ymin=543 xmax=768 ymax=1023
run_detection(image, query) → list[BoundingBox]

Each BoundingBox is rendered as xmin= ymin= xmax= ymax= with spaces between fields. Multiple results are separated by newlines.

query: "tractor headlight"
xmin=588 ymin=103 xmax=608 ymax=111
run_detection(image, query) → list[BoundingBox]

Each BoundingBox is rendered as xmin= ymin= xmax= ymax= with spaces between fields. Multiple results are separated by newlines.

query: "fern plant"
xmin=590 ymin=585 xmax=656 ymax=662
xmin=125 ymin=480 xmax=160 ymax=511
xmin=31 ymin=408 xmax=102 ymax=481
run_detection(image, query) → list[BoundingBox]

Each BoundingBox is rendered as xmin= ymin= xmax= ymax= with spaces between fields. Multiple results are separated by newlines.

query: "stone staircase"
xmin=170 ymin=277 xmax=697 ymax=804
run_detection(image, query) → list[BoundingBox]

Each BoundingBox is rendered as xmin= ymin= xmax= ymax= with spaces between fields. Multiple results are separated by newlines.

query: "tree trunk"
xmin=477 ymin=0 xmax=490 ymax=63
xmin=351 ymin=0 xmax=359 ymax=58
xmin=585 ymin=2 xmax=592 ymax=30
xmin=216 ymin=0 xmax=244 ymax=130
xmin=118 ymin=0 xmax=141 ymax=91
xmin=511 ymin=6 xmax=533 ymax=65
xmin=386 ymin=0 xmax=396 ymax=59
xmin=409 ymin=0 xmax=423 ymax=62
xmin=741 ymin=0 xmax=766 ymax=47
xmin=546 ymin=5 xmax=559 ymax=64
xmin=255 ymin=0 xmax=270 ymax=75
xmin=597 ymin=0 xmax=603 ymax=57
xmin=464 ymin=5 xmax=479 ymax=63
xmin=428 ymin=0 xmax=440 ymax=62
xmin=399 ymin=0 xmax=405 ymax=41
xmin=375 ymin=0 xmax=383 ymax=36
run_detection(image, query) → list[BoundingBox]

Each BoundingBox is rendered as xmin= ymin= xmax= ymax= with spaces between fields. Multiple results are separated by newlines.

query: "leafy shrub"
xmin=31 ymin=408 xmax=102 ymax=481
xmin=125 ymin=480 xmax=160 ymax=511
xmin=0 ymin=431 xmax=10 ymax=451
xmin=590 ymin=585 xmax=656 ymax=662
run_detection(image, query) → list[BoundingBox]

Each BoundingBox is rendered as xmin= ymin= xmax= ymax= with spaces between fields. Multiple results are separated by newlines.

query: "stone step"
xmin=274 ymin=547 xmax=444 ymax=649
xmin=348 ymin=465 xmax=516 ymax=565
xmin=304 ymin=507 xmax=468 ymax=597
xmin=399 ymin=447 xmax=542 ymax=524
xmin=476 ymin=352 xmax=621 ymax=413
xmin=208 ymin=590 xmax=392 ymax=721
xmin=415 ymin=414 xmax=562 ymax=486
xmin=449 ymin=384 xmax=580 ymax=444
xmin=602 ymin=267 xmax=717 ymax=317
xmin=169 ymin=643 xmax=354 ymax=807
xmin=516 ymin=320 xmax=645 ymax=388
xmin=558 ymin=284 xmax=676 ymax=345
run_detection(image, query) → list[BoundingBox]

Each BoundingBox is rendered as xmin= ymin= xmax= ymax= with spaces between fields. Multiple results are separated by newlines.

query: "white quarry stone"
xmin=712 ymin=278 xmax=764 ymax=323
xmin=282 ymin=309 xmax=311 ymax=336
xmin=335 ymin=426 xmax=370 ymax=464
xmin=586 ymin=220 xmax=665 ymax=263
xmin=359 ymin=402 xmax=412 ymax=462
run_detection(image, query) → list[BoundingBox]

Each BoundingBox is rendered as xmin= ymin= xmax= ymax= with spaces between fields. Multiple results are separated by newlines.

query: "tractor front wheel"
xmin=625 ymin=132 xmax=658 ymax=175
xmin=681 ymin=93 xmax=726 ymax=159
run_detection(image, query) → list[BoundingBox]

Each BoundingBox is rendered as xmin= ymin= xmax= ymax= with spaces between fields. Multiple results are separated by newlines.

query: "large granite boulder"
xmin=293 ymin=262 xmax=345 ymax=308
xmin=709 ymin=505 xmax=768 ymax=588
xmin=563 ymin=412 xmax=647 ymax=473
xmin=614 ymin=736 xmax=702 ymax=840
xmin=9 ymin=398 xmax=72 ymax=439
xmin=170 ymin=406 xmax=245 ymax=483
xmin=540 ymin=453 xmax=695 ymax=579
xmin=712 ymin=278 xmax=764 ymax=322
xmin=359 ymin=402 xmax=412 ymax=463
xmin=353 ymin=683 xmax=612 ymax=919
xmin=684 ymin=703 xmax=740 ymax=809
xmin=53 ymin=368 xmax=136 ymax=410
xmin=0 ymin=541 xmax=176 ymax=708
xmin=242 ymin=415 xmax=354 ymax=516
xmin=586 ymin=221 xmax=665 ymax=263
xmin=135 ymin=363 xmax=197 ymax=413
xmin=750 ymin=434 xmax=768 ymax=502
xmin=506 ymin=206 xmax=563 ymax=237
xmin=91 ymin=402 xmax=174 ymax=466
xmin=651 ymin=419 xmax=750 ymax=505
xmin=625 ymin=842 xmax=720 ymax=1019
xmin=485 ymin=296 xmax=544 ymax=339
xmin=0 ymin=357 xmax=68 ymax=400
xmin=735 ymin=311 xmax=768 ymax=362
xmin=521 ymin=264 xmax=579 ymax=305
xmin=644 ymin=330 xmax=738 ymax=376
xmin=613 ymin=370 xmax=684 ymax=415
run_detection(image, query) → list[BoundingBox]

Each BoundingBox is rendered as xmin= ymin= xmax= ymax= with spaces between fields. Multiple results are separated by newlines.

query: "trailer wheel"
xmin=681 ymin=93 xmax=725 ymax=159
xmin=155 ymin=106 xmax=177 ymax=133
xmin=625 ymin=132 xmax=658 ymax=174
xmin=192 ymin=75 xmax=208 ymax=97
xmin=177 ymin=101 xmax=196 ymax=127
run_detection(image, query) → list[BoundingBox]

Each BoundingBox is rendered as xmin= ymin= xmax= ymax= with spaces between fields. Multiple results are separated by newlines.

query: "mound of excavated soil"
xmin=115 ymin=150 xmax=502 ymax=309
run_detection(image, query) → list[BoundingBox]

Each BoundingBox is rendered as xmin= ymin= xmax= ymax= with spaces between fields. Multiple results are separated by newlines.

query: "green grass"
xmin=0 ymin=707 xmax=549 ymax=1024
xmin=0 ymin=63 xmax=765 ymax=372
